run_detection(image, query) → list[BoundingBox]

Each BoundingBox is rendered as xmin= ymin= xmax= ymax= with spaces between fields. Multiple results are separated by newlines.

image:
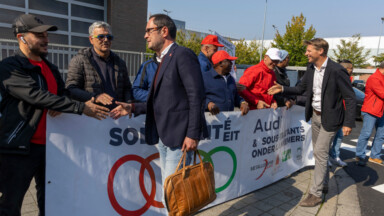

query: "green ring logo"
xmin=199 ymin=146 xmax=237 ymax=193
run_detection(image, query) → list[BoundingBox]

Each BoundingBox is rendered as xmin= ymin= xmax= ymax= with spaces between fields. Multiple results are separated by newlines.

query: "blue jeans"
xmin=157 ymin=140 xmax=192 ymax=184
xmin=353 ymin=87 xmax=365 ymax=103
xmin=330 ymin=129 xmax=343 ymax=159
xmin=356 ymin=112 xmax=384 ymax=159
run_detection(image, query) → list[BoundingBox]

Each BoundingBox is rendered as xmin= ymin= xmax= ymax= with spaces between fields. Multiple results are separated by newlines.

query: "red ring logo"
xmin=108 ymin=153 xmax=164 ymax=216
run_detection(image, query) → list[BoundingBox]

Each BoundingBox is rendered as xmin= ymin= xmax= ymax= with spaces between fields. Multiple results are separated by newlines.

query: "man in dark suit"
xmin=110 ymin=14 xmax=207 ymax=184
xmin=268 ymin=38 xmax=356 ymax=207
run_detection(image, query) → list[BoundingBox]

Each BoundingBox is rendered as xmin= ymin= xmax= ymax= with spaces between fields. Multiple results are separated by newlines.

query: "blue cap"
xmin=279 ymin=50 xmax=289 ymax=62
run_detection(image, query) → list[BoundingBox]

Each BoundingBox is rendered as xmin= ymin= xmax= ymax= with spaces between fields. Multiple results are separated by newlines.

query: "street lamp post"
xmin=376 ymin=17 xmax=384 ymax=57
xmin=259 ymin=0 xmax=268 ymax=62
xmin=163 ymin=9 xmax=171 ymax=16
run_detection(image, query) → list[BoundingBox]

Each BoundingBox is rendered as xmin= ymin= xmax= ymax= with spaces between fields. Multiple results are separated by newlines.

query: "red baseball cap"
xmin=212 ymin=50 xmax=238 ymax=65
xmin=201 ymin=35 xmax=224 ymax=47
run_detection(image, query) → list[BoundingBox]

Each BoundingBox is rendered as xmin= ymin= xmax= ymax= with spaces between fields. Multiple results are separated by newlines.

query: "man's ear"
xmin=161 ymin=26 xmax=168 ymax=38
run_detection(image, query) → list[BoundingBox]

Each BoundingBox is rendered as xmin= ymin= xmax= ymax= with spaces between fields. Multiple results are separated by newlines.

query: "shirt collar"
xmin=314 ymin=57 xmax=328 ymax=71
xmin=156 ymin=42 xmax=174 ymax=62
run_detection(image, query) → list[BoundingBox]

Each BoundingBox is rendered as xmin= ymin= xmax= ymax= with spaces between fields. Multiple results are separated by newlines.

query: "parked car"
xmin=353 ymin=87 xmax=365 ymax=120
xmin=352 ymin=80 xmax=365 ymax=92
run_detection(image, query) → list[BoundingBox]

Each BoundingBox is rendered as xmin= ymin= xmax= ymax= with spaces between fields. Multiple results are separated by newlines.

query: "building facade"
xmin=0 ymin=0 xmax=147 ymax=52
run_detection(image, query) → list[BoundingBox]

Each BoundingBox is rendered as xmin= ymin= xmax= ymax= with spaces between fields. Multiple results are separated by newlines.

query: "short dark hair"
xmin=379 ymin=62 xmax=384 ymax=69
xmin=304 ymin=38 xmax=329 ymax=55
xmin=149 ymin=14 xmax=177 ymax=39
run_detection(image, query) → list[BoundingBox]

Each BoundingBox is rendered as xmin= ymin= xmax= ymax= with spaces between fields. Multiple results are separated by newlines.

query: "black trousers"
xmin=0 ymin=144 xmax=46 ymax=216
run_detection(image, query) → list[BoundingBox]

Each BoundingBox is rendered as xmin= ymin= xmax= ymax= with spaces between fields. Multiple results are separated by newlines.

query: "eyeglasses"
xmin=145 ymin=26 xmax=163 ymax=35
xmin=92 ymin=34 xmax=114 ymax=41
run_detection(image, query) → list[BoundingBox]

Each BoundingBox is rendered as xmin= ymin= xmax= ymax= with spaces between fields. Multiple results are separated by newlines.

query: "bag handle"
xmin=174 ymin=150 xmax=205 ymax=178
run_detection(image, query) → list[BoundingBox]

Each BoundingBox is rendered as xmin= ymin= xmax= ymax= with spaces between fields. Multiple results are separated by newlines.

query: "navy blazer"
xmin=134 ymin=44 xmax=208 ymax=147
xmin=283 ymin=58 xmax=356 ymax=131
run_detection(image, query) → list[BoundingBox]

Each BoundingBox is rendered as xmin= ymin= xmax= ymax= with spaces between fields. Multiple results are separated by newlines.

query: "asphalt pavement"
xmin=338 ymin=120 xmax=384 ymax=216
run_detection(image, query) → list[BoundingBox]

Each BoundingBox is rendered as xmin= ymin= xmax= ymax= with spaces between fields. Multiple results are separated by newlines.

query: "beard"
xmin=29 ymin=44 xmax=48 ymax=58
xmin=148 ymin=40 xmax=164 ymax=53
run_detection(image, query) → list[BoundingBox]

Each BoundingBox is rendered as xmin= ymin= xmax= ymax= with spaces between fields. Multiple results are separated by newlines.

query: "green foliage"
xmin=373 ymin=53 xmax=384 ymax=65
xmin=235 ymin=39 xmax=261 ymax=65
xmin=333 ymin=34 xmax=370 ymax=67
xmin=176 ymin=31 xmax=202 ymax=55
xmin=145 ymin=30 xmax=202 ymax=55
xmin=271 ymin=13 xmax=316 ymax=66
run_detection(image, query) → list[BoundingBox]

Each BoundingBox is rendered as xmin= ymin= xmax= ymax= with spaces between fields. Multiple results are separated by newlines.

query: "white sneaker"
xmin=335 ymin=157 xmax=347 ymax=167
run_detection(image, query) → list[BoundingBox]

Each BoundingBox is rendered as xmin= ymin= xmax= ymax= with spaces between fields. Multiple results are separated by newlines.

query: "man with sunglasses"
xmin=66 ymin=21 xmax=133 ymax=110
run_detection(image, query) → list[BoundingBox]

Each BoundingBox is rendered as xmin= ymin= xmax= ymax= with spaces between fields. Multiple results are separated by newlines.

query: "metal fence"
xmin=0 ymin=39 xmax=153 ymax=81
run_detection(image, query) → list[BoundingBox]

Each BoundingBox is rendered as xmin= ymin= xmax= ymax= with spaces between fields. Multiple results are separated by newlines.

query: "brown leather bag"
xmin=164 ymin=150 xmax=216 ymax=216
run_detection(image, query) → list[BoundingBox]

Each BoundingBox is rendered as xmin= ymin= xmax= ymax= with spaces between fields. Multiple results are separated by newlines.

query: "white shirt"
xmin=156 ymin=42 xmax=174 ymax=63
xmin=312 ymin=57 xmax=328 ymax=112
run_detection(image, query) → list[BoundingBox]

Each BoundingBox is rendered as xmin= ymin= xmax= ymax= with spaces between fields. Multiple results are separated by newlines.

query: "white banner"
xmin=46 ymin=106 xmax=313 ymax=216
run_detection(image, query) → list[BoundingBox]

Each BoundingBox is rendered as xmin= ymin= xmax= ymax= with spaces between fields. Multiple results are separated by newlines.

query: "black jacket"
xmin=66 ymin=47 xmax=133 ymax=104
xmin=283 ymin=58 xmax=356 ymax=131
xmin=0 ymin=50 xmax=84 ymax=155
xmin=273 ymin=66 xmax=294 ymax=107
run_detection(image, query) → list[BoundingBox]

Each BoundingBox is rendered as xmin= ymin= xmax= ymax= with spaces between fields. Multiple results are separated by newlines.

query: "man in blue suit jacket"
xmin=111 ymin=14 xmax=208 ymax=184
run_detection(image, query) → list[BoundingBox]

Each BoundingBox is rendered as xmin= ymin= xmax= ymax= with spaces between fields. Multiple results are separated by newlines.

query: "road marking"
xmin=372 ymin=184 xmax=384 ymax=193
xmin=350 ymin=139 xmax=372 ymax=146
xmin=340 ymin=143 xmax=371 ymax=156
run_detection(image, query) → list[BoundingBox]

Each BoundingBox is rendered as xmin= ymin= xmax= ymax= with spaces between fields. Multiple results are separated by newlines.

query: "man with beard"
xmin=268 ymin=38 xmax=356 ymax=207
xmin=110 ymin=14 xmax=208 ymax=188
xmin=203 ymin=50 xmax=249 ymax=115
xmin=238 ymin=48 xmax=281 ymax=110
xmin=0 ymin=14 xmax=109 ymax=216
xmin=66 ymin=21 xmax=133 ymax=110
xmin=198 ymin=34 xmax=224 ymax=73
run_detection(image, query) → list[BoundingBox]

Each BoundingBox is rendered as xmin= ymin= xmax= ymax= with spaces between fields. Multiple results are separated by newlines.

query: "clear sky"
xmin=148 ymin=0 xmax=384 ymax=40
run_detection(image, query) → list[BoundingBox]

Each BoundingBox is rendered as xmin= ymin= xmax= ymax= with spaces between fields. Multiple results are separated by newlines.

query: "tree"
xmin=145 ymin=30 xmax=202 ymax=55
xmin=271 ymin=13 xmax=316 ymax=66
xmin=333 ymin=34 xmax=370 ymax=67
xmin=234 ymin=39 xmax=261 ymax=65
xmin=372 ymin=53 xmax=384 ymax=66
xmin=176 ymin=31 xmax=202 ymax=55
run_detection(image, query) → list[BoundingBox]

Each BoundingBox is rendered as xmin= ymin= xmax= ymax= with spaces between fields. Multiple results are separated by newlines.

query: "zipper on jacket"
xmin=373 ymin=98 xmax=377 ymax=107
xmin=7 ymin=121 xmax=25 ymax=144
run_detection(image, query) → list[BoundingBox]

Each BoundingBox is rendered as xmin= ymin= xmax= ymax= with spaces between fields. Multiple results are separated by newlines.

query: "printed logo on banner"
xmin=295 ymin=147 xmax=303 ymax=162
xmin=199 ymin=146 xmax=237 ymax=193
xmin=282 ymin=149 xmax=291 ymax=162
xmin=250 ymin=159 xmax=273 ymax=180
xmin=107 ymin=153 xmax=164 ymax=216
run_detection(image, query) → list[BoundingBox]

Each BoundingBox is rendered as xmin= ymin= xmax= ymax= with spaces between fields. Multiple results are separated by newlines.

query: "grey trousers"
xmin=310 ymin=111 xmax=338 ymax=197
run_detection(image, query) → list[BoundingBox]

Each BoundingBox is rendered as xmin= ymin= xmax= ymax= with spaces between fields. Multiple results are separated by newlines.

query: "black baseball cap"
xmin=12 ymin=14 xmax=58 ymax=36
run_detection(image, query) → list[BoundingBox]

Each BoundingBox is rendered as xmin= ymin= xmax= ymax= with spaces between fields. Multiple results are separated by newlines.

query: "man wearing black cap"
xmin=0 ymin=14 xmax=109 ymax=216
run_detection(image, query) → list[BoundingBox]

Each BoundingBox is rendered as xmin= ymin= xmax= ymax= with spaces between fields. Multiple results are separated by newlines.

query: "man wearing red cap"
xmin=202 ymin=50 xmax=249 ymax=115
xmin=238 ymin=48 xmax=281 ymax=110
xmin=199 ymin=34 xmax=224 ymax=73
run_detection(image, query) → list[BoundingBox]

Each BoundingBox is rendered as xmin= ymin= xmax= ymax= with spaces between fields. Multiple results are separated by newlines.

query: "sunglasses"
xmin=92 ymin=34 xmax=114 ymax=41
